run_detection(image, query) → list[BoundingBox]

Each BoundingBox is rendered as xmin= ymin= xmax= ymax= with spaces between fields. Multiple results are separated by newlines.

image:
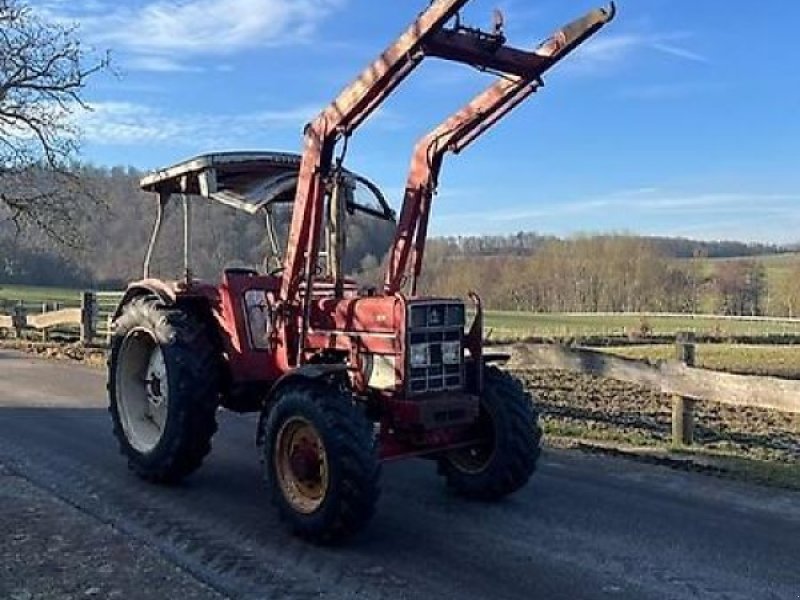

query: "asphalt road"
xmin=0 ymin=349 xmax=798 ymax=600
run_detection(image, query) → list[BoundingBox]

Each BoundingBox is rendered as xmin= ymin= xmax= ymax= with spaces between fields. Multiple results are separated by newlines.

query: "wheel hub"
xmin=146 ymin=375 xmax=163 ymax=401
xmin=289 ymin=443 xmax=323 ymax=482
xmin=274 ymin=417 xmax=329 ymax=514
xmin=115 ymin=329 xmax=169 ymax=454
xmin=446 ymin=404 xmax=496 ymax=474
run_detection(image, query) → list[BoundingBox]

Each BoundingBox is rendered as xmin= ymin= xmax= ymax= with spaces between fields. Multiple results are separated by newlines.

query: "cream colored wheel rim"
xmin=116 ymin=329 xmax=169 ymax=453
xmin=274 ymin=417 xmax=329 ymax=514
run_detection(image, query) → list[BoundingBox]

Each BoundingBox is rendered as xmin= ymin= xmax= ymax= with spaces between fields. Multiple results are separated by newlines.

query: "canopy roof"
xmin=140 ymin=151 xmax=307 ymax=215
xmin=140 ymin=151 xmax=395 ymax=221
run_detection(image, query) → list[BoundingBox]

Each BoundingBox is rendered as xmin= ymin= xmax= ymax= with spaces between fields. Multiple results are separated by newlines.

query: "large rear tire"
xmin=260 ymin=382 xmax=380 ymax=543
xmin=108 ymin=297 xmax=220 ymax=483
xmin=438 ymin=365 xmax=541 ymax=500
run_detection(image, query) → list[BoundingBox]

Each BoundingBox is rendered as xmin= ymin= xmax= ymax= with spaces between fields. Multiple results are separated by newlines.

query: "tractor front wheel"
xmin=260 ymin=382 xmax=380 ymax=543
xmin=438 ymin=365 xmax=541 ymax=500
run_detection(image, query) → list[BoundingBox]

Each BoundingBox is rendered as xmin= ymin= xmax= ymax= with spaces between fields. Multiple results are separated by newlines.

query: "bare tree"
xmin=714 ymin=260 xmax=767 ymax=316
xmin=0 ymin=0 xmax=106 ymax=245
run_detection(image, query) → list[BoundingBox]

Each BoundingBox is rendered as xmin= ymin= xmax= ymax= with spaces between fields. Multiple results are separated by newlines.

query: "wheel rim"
xmin=446 ymin=405 xmax=497 ymax=475
xmin=274 ymin=417 xmax=329 ymax=514
xmin=116 ymin=328 xmax=169 ymax=454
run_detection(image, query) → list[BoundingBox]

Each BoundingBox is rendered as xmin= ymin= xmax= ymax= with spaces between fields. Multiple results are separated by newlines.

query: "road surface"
xmin=0 ymin=349 xmax=798 ymax=600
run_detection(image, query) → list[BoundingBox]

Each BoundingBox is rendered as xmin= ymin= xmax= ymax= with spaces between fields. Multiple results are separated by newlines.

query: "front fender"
xmin=256 ymin=364 xmax=349 ymax=446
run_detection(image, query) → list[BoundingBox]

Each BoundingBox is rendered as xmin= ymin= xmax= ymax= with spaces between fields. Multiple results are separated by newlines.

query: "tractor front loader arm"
xmin=278 ymin=0 xmax=614 ymax=367
xmin=278 ymin=0 xmax=473 ymax=368
xmin=279 ymin=0 xmax=472 ymax=304
xmin=383 ymin=3 xmax=616 ymax=295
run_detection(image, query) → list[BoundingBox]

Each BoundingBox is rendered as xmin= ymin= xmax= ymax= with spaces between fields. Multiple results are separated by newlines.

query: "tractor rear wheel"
xmin=108 ymin=297 xmax=220 ymax=483
xmin=260 ymin=382 xmax=380 ymax=543
xmin=438 ymin=365 xmax=541 ymax=500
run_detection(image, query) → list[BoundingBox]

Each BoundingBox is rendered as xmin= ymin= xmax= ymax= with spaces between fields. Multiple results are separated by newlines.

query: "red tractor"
xmin=108 ymin=0 xmax=615 ymax=542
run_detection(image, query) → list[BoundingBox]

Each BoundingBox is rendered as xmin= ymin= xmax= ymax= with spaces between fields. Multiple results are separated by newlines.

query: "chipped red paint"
xmin=277 ymin=1 xmax=614 ymax=364
xmin=385 ymin=4 xmax=617 ymax=295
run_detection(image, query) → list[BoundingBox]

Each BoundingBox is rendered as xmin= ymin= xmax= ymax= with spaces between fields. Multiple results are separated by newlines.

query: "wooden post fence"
xmin=12 ymin=303 xmax=26 ymax=339
xmin=672 ymin=332 xmax=696 ymax=447
xmin=80 ymin=291 xmax=97 ymax=344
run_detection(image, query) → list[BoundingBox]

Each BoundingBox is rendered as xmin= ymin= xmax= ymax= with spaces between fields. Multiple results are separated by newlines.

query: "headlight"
xmin=441 ymin=341 xmax=461 ymax=365
xmin=410 ymin=344 xmax=429 ymax=367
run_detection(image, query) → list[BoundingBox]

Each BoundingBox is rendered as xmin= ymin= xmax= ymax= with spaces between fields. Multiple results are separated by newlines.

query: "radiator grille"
xmin=407 ymin=302 xmax=465 ymax=396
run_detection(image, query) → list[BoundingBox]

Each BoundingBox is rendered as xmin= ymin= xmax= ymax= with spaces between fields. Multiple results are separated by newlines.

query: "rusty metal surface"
xmin=277 ymin=0 xmax=615 ymax=370
xmin=139 ymin=152 xmax=302 ymax=194
xmin=123 ymin=1 xmax=618 ymax=466
xmin=384 ymin=4 xmax=616 ymax=295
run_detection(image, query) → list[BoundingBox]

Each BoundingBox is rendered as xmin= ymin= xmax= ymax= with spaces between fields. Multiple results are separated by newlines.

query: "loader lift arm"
xmin=280 ymin=0 xmax=615 ymax=367
xmin=384 ymin=4 xmax=617 ymax=295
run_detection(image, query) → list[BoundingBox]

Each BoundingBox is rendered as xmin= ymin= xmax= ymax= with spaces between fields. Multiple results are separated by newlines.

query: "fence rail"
xmin=510 ymin=334 xmax=800 ymax=447
xmin=2 ymin=293 xmax=797 ymax=448
xmin=0 ymin=291 xmax=122 ymax=344
xmin=515 ymin=343 xmax=800 ymax=415
xmin=96 ymin=292 xmax=124 ymax=342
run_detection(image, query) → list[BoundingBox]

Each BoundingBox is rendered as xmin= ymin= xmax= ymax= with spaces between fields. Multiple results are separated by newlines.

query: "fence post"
xmin=105 ymin=314 xmax=113 ymax=346
xmin=671 ymin=395 xmax=695 ymax=447
xmin=675 ymin=331 xmax=696 ymax=366
xmin=12 ymin=303 xmax=27 ymax=339
xmin=672 ymin=331 xmax=697 ymax=447
xmin=80 ymin=291 xmax=97 ymax=345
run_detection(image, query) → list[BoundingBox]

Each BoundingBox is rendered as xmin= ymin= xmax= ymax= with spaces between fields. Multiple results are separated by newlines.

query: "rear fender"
xmin=256 ymin=364 xmax=349 ymax=446
xmin=113 ymin=279 xmax=180 ymax=319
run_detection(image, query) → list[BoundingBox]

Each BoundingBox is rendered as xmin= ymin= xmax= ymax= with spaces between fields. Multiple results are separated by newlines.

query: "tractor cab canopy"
xmin=139 ymin=151 xmax=395 ymax=221
xmin=138 ymin=151 xmax=395 ymax=279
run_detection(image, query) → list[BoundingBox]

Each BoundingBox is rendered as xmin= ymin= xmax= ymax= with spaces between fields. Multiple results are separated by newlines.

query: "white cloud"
xmin=438 ymin=188 xmax=800 ymax=224
xmin=433 ymin=188 xmax=800 ymax=242
xmin=572 ymin=32 xmax=709 ymax=72
xmin=75 ymin=101 xmax=320 ymax=146
xmin=124 ymin=56 xmax=204 ymax=73
xmin=44 ymin=0 xmax=345 ymax=71
xmin=649 ymin=42 xmax=708 ymax=64
xmin=619 ymin=82 xmax=723 ymax=101
xmin=73 ymin=99 xmax=407 ymax=151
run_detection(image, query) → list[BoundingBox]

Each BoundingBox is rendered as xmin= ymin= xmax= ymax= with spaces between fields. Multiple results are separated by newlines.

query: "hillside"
xmin=1 ymin=167 xmax=798 ymax=318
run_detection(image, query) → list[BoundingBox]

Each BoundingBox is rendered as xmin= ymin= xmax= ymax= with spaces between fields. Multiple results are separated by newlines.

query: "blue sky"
xmin=40 ymin=0 xmax=800 ymax=242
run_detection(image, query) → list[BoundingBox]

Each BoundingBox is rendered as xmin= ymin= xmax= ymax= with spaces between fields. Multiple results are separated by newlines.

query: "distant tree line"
xmin=432 ymin=233 xmax=785 ymax=260
xmin=0 ymin=165 xmax=395 ymax=289
xmin=1 ymin=167 xmax=799 ymax=318
xmin=415 ymin=235 xmax=800 ymax=318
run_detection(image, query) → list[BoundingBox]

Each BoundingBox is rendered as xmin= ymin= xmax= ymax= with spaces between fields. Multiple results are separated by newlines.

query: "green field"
xmin=483 ymin=310 xmax=800 ymax=340
xmin=4 ymin=283 xmax=800 ymax=340
xmin=598 ymin=343 xmax=800 ymax=379
xmin=0 ymin=284 xmax=84 ymax=308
